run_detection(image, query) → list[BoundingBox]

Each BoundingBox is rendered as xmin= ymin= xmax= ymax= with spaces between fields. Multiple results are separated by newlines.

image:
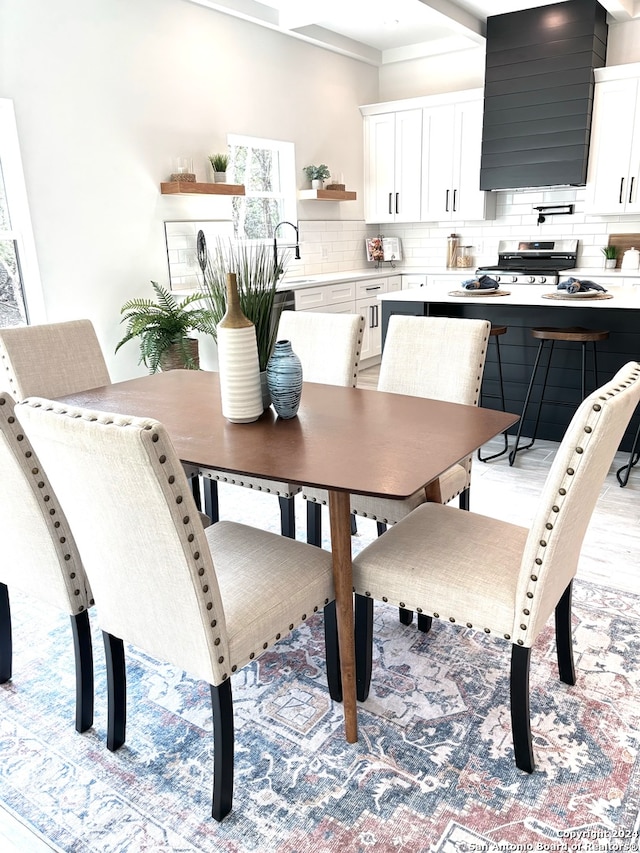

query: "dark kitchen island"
xmin=379 ymin=283 xmax=640 ymax=452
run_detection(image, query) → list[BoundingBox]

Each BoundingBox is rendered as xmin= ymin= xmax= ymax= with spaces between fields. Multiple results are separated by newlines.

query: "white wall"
xmin=0 ymin=0 xmax=378 ymax=378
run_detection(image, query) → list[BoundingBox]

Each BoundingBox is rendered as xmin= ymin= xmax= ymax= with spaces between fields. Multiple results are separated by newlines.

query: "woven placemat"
xmin=448 ymin=289 xmax=511 ymax=297
xmin=542 ymin=292 xmax=613 ymax=301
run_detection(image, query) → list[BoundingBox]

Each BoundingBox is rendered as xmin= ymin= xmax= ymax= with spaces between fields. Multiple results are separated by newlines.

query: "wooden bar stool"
xmin=477 ymin=324 xmax=509 ymax=462
xmin=509 ymin=326 xmax=610 ymax=466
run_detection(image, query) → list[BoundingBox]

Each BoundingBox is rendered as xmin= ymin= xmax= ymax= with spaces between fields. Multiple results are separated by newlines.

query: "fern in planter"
xmin=116 ymin=281 xmax=214 ymax=373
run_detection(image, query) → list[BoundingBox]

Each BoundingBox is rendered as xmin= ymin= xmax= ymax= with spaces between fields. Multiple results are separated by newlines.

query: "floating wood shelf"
xmin=160 ymin=181 xmax=245 ymax=196
xmin=298 ymin=189 xmax=357 ymax=201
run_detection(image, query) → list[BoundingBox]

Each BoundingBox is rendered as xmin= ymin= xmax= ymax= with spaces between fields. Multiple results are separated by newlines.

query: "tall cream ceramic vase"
xmin=217 ymin=272 xmax=263 ymax=423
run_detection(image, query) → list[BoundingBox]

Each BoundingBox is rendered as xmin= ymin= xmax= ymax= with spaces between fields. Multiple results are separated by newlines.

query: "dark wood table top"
xmin=55 ymin=369 xmax=519 ymax=499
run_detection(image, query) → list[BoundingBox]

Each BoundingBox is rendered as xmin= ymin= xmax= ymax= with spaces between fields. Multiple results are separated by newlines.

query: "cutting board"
xmin=607 ymin=234 xmax=640 ymax=269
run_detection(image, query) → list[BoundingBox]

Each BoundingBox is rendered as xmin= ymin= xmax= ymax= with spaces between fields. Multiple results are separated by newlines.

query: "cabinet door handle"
xmin=445 ymin=189 xmax=450 ymax=212
xmin=365 ymin=285 xmax=382 ymax=291
xmin=372 ymin=304 xmax=379 ymax=328
xmin=619 ymin=177 xmax=625 ymax=204
xmin=395 ymin=193 xmax=399 ymax=214
xmin=452 ymin=189 xmax=457 ymax=212
xmin=369 ymin=305 xmax=376 ymax=329
xmin=388 ymin=193 xmax=392 ymax=215
xmin=630 ymin=176 xmax=635 ymax=204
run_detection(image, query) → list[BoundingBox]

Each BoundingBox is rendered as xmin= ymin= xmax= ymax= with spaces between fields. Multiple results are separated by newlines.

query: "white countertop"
xmin=278 ymin=266 xmax=640 ymax=293
xmin=378 ymin=282 xmax=640 ymax=309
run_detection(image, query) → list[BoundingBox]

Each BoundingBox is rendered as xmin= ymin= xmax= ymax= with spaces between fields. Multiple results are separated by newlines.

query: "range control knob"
xmin=540 ymin=276 xmax=546 ymax=284
xmin=528 ymin=275 xmax=535 ymax=284
xmin=511 ymin=275 xmax=518 ymax=283
xmin=494 ymin=275 xmax=501 ymax=283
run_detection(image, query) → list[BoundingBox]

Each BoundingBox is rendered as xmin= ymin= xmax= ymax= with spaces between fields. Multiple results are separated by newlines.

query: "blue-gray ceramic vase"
xmin=266 ymin=340 xmax=303 ymax=419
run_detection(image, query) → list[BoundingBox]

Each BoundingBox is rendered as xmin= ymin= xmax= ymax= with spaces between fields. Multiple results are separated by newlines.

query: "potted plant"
xmin=116 ymin=281 xmax=214 ymax=373
xmin=199 ymin=237 xmax=290 ymax=404
xmin=303 ymin=163 xmax=330 ymax=190
xmin=209 ymin=153 xmax=229 ymax=183
xmin=602 ymin=245 xmax=618 ymax=269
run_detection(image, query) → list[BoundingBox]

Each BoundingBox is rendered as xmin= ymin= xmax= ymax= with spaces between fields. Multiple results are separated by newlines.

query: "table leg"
xmin=328 ymin=489 xmax=358 ymax=743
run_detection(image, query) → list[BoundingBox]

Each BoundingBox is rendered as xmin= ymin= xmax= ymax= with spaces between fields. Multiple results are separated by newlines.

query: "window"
xmin=0 ymin=100 xmax=44 ymax=327
xmin=228 ymin=134 xmax=296 ymax=241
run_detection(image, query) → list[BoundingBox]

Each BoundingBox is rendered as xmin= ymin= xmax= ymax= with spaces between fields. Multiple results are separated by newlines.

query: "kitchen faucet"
xmin=273 ymin=221 xmax=300 ymax=277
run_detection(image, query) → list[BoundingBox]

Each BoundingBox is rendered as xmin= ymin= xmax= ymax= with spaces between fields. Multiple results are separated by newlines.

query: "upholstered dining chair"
xmin=303 ymin=314 xmax=491 ymax=630
xmin=0 ymin=319 xmax=202 ymax=506
xmin=200 ymin=310 xmax=364 ymax=537
xmin=0 ymin=391 xmax=93 ymax=732
xmin=351 ymin=361 xmax=640 ymax=773
xmin=17 ymin=398 xmax=337 ymax=821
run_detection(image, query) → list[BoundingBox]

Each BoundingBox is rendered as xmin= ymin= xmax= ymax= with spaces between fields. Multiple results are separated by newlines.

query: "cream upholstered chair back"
xmin=514 ymin=361 xmax=640 ymax=647
xmin=378 ymin=314 xmax=488 ymax=405
xmin=277 ymin=311 xmax=364 ymax=387
xmin=0 ymin=320 xmax=110 ymax=400
xmin=199 ymin=311 xmax=365 ymax=536
xmin=17 ymin=399 xmax=229 ymax=686
xmin=0 ymin=392 xmax=92 ymax=614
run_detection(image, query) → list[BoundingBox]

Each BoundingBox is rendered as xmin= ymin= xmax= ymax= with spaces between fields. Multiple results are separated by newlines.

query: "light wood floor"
xmin=1 ymin=362 xmax=638 ymax=851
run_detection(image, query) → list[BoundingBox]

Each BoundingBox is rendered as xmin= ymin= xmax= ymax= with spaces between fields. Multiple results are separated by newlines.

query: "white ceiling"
xmin=186 ymin=0 xmax=640 ymax=65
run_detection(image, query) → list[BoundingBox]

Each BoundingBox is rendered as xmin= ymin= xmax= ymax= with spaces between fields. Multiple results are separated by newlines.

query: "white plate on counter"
xmin=553 ymin=290 xmax=604 ymax=298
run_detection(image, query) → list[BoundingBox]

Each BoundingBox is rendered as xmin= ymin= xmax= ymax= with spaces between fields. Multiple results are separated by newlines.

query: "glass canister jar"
xmin=456 ymin=246 xmax=474 ymax=268
xmin=446 ymin=234 xmax=459 ymax=268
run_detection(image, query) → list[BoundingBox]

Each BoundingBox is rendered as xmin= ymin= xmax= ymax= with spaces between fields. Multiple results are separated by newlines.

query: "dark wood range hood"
xmin=480 ymin=0 xmax=608 ymax=191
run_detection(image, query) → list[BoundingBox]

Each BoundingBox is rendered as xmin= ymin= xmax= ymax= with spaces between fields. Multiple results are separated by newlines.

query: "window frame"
xmin=227 ymin=133 xmax=297 ymax=242
xmin=0 ymin=99 xmax=45 ymax=325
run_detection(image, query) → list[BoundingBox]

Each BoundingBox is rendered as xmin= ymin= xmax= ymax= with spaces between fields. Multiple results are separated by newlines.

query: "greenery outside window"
xmin=228 ymin=134 xmax=296 ymax=241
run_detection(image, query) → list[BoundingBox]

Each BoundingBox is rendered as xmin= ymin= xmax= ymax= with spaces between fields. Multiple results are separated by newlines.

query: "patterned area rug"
xmin=1 ymin=505 xmax=640 ymax=850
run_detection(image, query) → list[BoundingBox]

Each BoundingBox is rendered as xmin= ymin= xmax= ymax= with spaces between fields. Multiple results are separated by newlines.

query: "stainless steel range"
xmin=476 ymin=239 xmax=578 ymax=285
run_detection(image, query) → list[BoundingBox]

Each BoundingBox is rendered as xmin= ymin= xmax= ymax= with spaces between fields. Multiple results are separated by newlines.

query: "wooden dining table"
xmin=55 ymin=369 xmax=518 ymax=744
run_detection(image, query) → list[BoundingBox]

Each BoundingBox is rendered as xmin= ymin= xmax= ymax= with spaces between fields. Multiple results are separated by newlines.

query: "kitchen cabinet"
xmin=363 ymin=110 xmax=422 ymax=223
xmin=361 ymin=90 xmax=493 ymax=225
xmin=401 ymin=274 xmax=427 ymax=289
xmin=295 ymin=276 xmax=400 ymax=362
xmin=585 ymin=65 xmax=640 ymax=215
xmin=421 ymin=98 xmax=494 ymax=222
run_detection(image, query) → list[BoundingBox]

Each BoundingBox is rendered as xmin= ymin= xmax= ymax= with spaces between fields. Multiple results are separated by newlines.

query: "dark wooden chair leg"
xmin=70 ymin=610 xmax=94 ymax=733
xmin=190 ymin=475 xmax=202 ymax=511
xmin=355 ymin=594 xmax=374 ymax=702
xmin=399 ymin=607 xmax=414 ymax=625
xmin=351 ymin=514 xmax=358 ymax=535
xmin=555 ymin=581 xmax=576 ymax=685
xmin=376 ymin=521 xmax=387 ymax=537
xmin=279 ymin=495 xmax=296 ymax=539
xmin=417 ymin=614 xmax=433 ymax=633
xmin=211 ymin=679 xmax=234 ymax=822
xmin=306 ymin=501 xmax=322 ymax=546
xmin=0 ymin=583 xmax=11 ymax=684
xmin=203 ymin=478 xmax=220 ymax=523
xmin=103 ymin=631 xmax=126 ymax=751
xmin=459 ymin=487 xmax=470 ymax=511
xmin=510 ymin=644 xmax=534 ymax=773
xmin=323 ymin=601 xmax=342 ymax=702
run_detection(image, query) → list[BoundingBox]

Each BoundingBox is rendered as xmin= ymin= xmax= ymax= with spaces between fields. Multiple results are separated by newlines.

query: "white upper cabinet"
xmin=361 ymin=90 xmax=493 ymax=225
xmin=363 ymin=109 xmax=422 ymax=223
xmin=421 ymin=98 xmax=493 ymax=222
xmin=585 ymin=65 xmax=640 ymax=216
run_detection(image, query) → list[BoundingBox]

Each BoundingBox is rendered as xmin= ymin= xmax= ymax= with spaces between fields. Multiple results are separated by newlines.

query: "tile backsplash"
xmin=166 ymin=188 xmax=640 ymax=290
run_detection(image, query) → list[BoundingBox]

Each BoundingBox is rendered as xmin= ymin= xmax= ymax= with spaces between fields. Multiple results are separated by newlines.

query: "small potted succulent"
xmin=601 ymin=245 xmax=618 ymax=269
xmin=209 ymin=153 xmax=229 ymax=183
xmin=303 ymin=163 xmax=330 ymax=190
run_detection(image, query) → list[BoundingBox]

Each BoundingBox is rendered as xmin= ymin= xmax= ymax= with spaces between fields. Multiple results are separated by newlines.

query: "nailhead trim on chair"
xmin=363 ymin=375 xmax=640 ymax=640
xmin=2 ymin=395 xmax=92 ymax=611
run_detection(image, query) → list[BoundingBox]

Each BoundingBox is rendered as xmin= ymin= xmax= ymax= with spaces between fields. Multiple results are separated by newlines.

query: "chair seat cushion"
xmin=353 ymin=502 xmax=527 ymax=637
xmin=205 ymin=521 xmax=334 ymax=672
xmin=303 ymin=463 xmax=469 ymax=522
